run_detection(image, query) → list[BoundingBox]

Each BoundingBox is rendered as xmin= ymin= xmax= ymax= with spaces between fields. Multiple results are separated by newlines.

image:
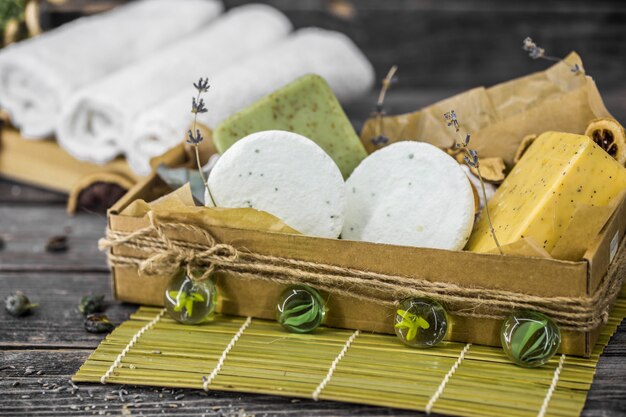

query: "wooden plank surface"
xmin=1 ymin=182 xmax=626 ymax=416
xmin=0 ymin=205 xmax=107 ymax=272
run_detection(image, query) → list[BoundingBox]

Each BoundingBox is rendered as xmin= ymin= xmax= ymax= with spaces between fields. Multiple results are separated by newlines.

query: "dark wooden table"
xmin=2 ymin=87 xmax=626 ymax=416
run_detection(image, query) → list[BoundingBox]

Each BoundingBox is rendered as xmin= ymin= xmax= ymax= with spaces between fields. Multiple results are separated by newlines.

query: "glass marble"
xmin=394 ymin=298 xmax=448 ymax=348
xmin=500 ymin=310 xmax=561 ymax=368
xmin=276 ymin=285 xmax=326 ymax=333
xmin=164 ymin=269 xmax=218 ymax=325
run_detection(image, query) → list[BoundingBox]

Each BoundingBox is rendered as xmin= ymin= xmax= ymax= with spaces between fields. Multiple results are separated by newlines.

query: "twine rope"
xmin=425 ymin=343 xmax=471 ymax=414
xmin=312 ymin=330 xmax=360 ymax=401
xmin=100 ymin=308 xmax=166 ymax=384
xmin=537 ymin=354 xmax=566 ymax=417
xmin=99 ymin=216 xmax=626 ymax=332
xmin=202 ymin=316 xmax=252 ymax=391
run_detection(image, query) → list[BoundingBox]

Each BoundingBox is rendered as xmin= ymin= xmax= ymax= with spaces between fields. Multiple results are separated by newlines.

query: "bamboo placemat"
xmin=74 ymin=293 xmax=626 ymax=417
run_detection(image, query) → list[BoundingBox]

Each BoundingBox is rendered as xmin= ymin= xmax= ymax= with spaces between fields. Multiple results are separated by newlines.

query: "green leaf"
xmin=185 ymin=299 xmax=194 ymax=317
xmin=169 ymin=291 xmax=187 ymax=312
xmin=396 ymin=309 xmax=416 ymax=320
xmin=282 ymin=307 xmax=318 ymax=327
xmin=520 ymin=332 xmax=548 ymax=362
xmin=415 ymin=316 xmax=430 ymax=330
xmin=511 ymin=320 xmax=547 ymax=356
xmin=407 ymin=324 xmax=417 ymax=341
xmin=190 ymin=292 xmax=206 ymax=302
xmin=283 ymin=302 xmax=313 ymax=316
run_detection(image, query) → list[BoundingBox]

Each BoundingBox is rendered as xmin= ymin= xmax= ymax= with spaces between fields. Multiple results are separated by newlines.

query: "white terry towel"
xmin=127 ymin=28 xmax=375 ymax=175
xmin=0 ymin=0 xmax=222 ymax=139
xmin=56 ymin=4 xmax=292 ymax=164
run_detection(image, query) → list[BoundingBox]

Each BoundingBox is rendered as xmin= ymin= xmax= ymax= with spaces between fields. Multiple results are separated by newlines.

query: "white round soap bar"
xmin=207 ymin=130 xmax=346 ymax=238
xmin=342 ymin=141 xmax=475 ymax=250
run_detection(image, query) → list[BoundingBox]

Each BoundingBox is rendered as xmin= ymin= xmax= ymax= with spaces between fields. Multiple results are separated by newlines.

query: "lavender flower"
xmin=193 ymin=77 xmax=210 ymax=93
xmin=187 ymin=128 xmax=203 ymax=145
xmin=522 ymin=37 xmax=581 ymax=74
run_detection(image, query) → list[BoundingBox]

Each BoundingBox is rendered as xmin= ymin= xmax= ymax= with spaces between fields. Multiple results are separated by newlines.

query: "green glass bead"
xmin=164 ymin=269 xmax=218 ymax=325
xmin=394 ymin=298 xmax=448 ymax=348
xmin=500 ymin=310 xmax=561 ymax=368
xmin=276 ymin=285 xmax=326 ymax=333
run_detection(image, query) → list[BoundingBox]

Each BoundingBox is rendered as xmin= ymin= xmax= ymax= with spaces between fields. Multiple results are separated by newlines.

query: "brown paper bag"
xmin=360 ymin=52 xmax=612 ymax=167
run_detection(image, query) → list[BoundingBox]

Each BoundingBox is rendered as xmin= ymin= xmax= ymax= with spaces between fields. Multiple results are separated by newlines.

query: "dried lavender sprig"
xmin=370 ymin=65 xmax=398 ymax=147
xmin=444 ymin=110 xmax=503 ymax=255
xmin=522 ymin=37 xmax=581 ymax=74
xmin=186 ymin=77 xmax=216 ymax=206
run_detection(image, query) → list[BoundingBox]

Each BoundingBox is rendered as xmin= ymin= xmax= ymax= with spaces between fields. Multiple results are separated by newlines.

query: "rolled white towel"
xmin=56 ymin=4 xmax=292 ymax=164
xmin=127 ymin=27 xmax=374 ymax=175
xmin=0 ymin=0 xmax=222 ymax=139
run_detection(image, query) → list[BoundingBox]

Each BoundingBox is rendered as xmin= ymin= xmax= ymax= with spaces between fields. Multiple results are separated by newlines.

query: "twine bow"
xmin=99 ymin=212 xmax=240 ymax=282
xmin=99 ymin=213 xmax=626 ymax=332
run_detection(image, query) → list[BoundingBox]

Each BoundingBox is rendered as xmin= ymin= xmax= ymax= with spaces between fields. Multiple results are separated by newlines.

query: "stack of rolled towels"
xmin=0 ymin=0 xmax=375 ymax=175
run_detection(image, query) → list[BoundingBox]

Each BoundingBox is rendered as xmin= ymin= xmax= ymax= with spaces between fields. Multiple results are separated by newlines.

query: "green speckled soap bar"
xmin=213 ymin=74 xmax=367 ymax=178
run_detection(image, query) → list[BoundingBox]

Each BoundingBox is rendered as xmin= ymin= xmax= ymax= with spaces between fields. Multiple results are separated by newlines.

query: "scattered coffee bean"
xmin=46 ymin=235 xmax=68 ymax=253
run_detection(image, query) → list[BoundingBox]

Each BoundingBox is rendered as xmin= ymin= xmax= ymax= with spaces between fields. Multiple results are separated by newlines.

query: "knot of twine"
xmin=98 ymin=214 xmax=626 ymax=332
xmin=101 ymin=212 xmax=240 ymax=283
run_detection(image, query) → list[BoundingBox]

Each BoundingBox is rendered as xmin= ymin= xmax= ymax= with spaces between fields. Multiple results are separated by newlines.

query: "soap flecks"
xmin=467 ymin=131 xmax=626 ymax=254
xmin=213 ymin=74 xmax=367 ymax=179
xmin=342 ymin=141 xmax=475 ymax=250
xmin=208 ymin=130 xmax=346 ymax=238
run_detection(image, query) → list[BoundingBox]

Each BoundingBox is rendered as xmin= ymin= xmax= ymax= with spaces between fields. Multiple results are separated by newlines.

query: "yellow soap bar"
xmin=466 ymin=131 xmax=626 ymax=254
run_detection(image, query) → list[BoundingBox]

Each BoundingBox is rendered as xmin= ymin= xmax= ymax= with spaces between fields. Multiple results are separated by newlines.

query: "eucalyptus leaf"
xmin=156 ymin=164 xmax=207 ymax=204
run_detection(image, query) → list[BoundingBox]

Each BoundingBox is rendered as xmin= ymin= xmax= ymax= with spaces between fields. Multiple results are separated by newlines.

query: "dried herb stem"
xmin=371 ymin=65 xmax=398 ymax=147
xmin=445 ymin=111 xmax=503 ymax=255
xmin=522 ymin=37 xmax=581 ymax=74
xmin=376 ymin=65 xmax=398 ymax=109
xmin=187 ymin=78 xmax=216 ymax=206
xmin=474 ymin=166 xmax=502 ymax=253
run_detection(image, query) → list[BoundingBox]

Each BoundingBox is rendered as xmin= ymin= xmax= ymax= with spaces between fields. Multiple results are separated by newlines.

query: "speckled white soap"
xmin=342 ymin=141 xmax=475 ymax=250
xmin=206 ymin=130 xmax=346 ymax=238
